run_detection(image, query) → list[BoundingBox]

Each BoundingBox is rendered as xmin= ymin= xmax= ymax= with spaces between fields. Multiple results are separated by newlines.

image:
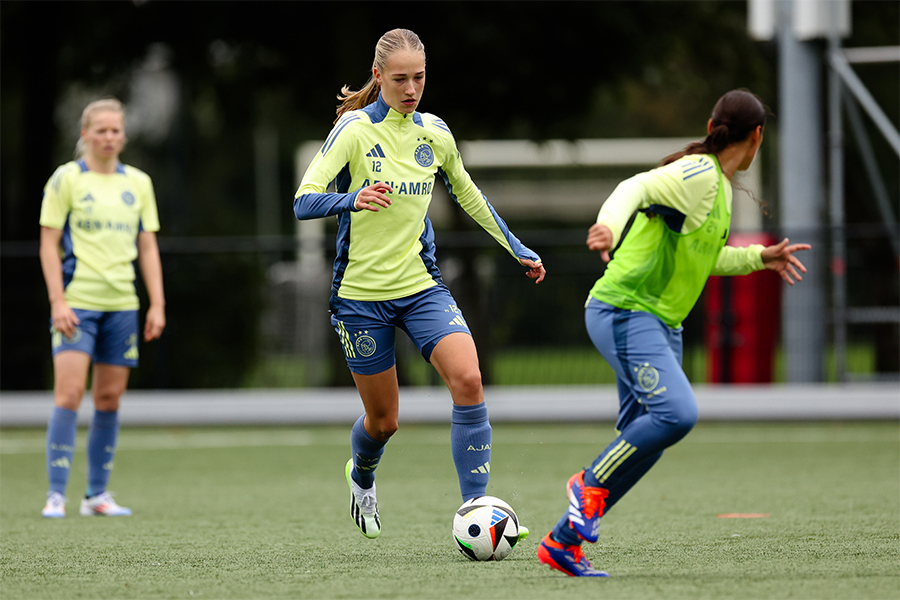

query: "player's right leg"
xmin=330 ymin=297 xmax=399 ymax=538
xmin=345 ymin=369 xmax=400 ymax=539
xmin=44 ymin=349 xmax=92 ymax=518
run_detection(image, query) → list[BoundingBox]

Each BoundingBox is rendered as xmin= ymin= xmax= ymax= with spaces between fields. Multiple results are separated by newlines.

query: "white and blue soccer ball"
xmin=452 ymin=496 xmax=520 ymax=561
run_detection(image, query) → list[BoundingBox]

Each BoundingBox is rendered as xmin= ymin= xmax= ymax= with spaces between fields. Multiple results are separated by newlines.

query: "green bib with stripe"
xmin=589 ymin=156 xmax=731 ymax=328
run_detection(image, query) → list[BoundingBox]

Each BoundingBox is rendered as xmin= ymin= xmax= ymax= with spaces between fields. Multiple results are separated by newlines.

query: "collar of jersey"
xmin=77 ymin=159 xmax=126 ymax=175
xmin=363 ymin=94 xmax=423 ymax=127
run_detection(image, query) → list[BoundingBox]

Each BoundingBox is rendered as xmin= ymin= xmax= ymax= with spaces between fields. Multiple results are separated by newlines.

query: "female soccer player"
xmin=39 ymin=98 xmax=165 ymax=518
xmin=293 ymin=28 xmax=545 ymax=539
xmin=537 ymin=89 xmax=810 ymax=576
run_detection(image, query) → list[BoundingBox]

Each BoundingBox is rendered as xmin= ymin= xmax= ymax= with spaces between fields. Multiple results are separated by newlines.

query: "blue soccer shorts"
xmin=329 ymin=284 xmax=472 ymax=375
xmin=50 ymin=309 xmax=140 ymax=368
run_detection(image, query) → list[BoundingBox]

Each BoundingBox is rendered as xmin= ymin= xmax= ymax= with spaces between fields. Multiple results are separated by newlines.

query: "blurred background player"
xmin=537 ymin=89 xmax=811 ymax=576
xmin=293 ymin=28 xmax=545 ymax=539
xmin=39 ymin=98 xmax=166 ymax=518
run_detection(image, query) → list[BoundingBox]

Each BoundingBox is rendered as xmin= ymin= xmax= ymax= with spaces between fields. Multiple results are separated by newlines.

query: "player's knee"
xmin=669 ymin=399 xmax=698 ymax=437
xmin=448 ymin=369 xmax=483 ymax=402
xmin=372 ymin=418 xmax=399 ymax=441
xmin=92 ymin=388 xmax=123 ymax=412
xmin=55 ymin=384 xmax=85 ymax=411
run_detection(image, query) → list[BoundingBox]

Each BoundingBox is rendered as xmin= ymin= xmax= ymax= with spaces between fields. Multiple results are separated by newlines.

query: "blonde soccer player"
xmin=293 ymin=28 xmax=544 ymax=539
xmin=39 ymin=98 xmax=165 ymax=518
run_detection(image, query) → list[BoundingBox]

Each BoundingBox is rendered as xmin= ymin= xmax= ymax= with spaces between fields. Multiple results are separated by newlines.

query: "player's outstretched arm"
xmin=761 ymin=237 xmax=811 ymax=285
xmin=519 ymin=258 xmax=546 ymax=284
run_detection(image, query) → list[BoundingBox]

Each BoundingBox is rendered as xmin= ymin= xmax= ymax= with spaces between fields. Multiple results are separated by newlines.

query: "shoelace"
xmin=356 ymin=489 xmax=377 ymax=514
xmin=579 ymin=486 xmax=609 ymax=520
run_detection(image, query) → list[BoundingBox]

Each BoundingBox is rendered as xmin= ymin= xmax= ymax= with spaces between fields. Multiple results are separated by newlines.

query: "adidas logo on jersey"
xmin=365 ymin=144 xmax=386 ymax=158
xmin=470 ymin=461 xmax=490 ymax=474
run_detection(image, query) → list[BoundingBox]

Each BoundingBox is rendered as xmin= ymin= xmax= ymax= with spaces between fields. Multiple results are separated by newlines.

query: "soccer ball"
xmin=452 ymin=496 xmax=520 ymax=561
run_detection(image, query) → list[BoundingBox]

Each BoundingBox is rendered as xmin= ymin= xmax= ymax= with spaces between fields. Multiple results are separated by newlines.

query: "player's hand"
xmin=50 ymin=299 xmax=79 ymax=339
xmin=586 ymin=223 xmax=614 ymax=263
xmin=144 ymin=304 xmax=166 ymax=341
xmin=520 ymin=259 xmax=546 ymax=284
xmin=354 ymin=182 xmax=393 ymax=212
xmin=761 ymin=238 xmax=811 ymax=285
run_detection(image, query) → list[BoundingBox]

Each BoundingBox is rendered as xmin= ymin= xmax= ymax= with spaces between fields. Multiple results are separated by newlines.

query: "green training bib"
xmin=589 ymin=155 xmax=731 ymax=328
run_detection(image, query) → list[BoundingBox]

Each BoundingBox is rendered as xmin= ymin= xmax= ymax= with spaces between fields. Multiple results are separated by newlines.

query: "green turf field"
xmin=2 ymin=422 xmax=898 ymax=600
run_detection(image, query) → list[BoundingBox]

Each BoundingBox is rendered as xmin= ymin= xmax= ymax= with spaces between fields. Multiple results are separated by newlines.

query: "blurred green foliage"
xmin=1 ymin=1 xmax=896 ymax=389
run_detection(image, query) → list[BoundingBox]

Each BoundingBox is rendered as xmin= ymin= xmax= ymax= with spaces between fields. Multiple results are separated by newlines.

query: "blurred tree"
xmin=1 ymin=1 xmax=895 ymax=389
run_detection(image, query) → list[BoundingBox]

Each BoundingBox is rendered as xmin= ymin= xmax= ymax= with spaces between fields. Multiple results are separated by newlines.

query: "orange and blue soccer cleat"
xmin=566 ymin=470 xmax=608 ymax=543
xmin=537 ymin=532 xmax=609 ymax=577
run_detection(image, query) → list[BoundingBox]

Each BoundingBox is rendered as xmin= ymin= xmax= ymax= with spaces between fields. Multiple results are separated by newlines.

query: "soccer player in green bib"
xmin=39 ymin=99 xmax=165 ymax=518
xmin=294 ymin=28 xmax=545 ymax=540
xmin=538 ymin=90 xmax=811 ymax=576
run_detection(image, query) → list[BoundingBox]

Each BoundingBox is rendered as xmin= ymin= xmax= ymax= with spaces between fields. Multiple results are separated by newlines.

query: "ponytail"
xmin=661 ymin=89 xmax=769 ymax=166
xmin=335 ymin=79 xmax=381 ymax=123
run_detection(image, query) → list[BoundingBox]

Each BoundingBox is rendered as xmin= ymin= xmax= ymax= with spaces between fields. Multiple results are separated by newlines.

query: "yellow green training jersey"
xmin=39 ymin=160 xmax=160 ymax=312
xmin=590 ymin=154 xmax=765 ymax=328
xmin=294 ymin=94 xmax=541 ymax=301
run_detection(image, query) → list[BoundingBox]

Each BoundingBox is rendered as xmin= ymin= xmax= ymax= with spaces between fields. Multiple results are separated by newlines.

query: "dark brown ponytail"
xmin=661 ymin=89 xmax=769 ymax=166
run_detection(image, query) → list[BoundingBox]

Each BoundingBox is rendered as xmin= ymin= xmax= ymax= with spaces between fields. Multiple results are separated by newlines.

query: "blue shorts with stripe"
xmin=329 ymin=284 xmax=471 ymax=375
xmin=50 ymin=309 xmax=139 ymax=368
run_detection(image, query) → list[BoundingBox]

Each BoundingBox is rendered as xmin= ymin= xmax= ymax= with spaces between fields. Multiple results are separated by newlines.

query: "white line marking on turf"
xmin=0 ymin=428 xmax=892 ymax=454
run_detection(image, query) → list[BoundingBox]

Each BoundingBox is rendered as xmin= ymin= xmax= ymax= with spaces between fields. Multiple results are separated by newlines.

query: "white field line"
xmin=0 ymin=428 xmax=893 ymax=455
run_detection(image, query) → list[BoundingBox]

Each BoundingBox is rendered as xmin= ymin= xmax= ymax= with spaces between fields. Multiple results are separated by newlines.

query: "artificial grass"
xmin=1 ymin=422 xmax=898 ymax=599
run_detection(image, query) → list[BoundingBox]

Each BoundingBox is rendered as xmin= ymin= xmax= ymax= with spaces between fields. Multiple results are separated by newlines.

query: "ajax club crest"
xmin=355 ymin=334 xmax=377 ymax=357
xmin=414 ymin=143 xmax=434 ymax=167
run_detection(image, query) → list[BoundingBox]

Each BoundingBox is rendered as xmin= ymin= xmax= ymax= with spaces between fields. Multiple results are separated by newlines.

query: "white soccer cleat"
xmin=42 ymin=492 xmax=67 ymax=518
xmin=80 ymin=491 xmax=132 ymax=517
xmin=345 ymin=458 xmax=381 ymax=538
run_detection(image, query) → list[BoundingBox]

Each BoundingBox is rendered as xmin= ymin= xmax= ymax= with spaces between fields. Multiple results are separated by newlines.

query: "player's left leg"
xmin=430 ymin=332 xmax=492 ymax=501
xmin=81 ymin=311 xmax=137 ymax=517
xmin=396 ymin=285 xmax=492 ymax=502
xmin=81 ymin=362 xmax=132 ymax=516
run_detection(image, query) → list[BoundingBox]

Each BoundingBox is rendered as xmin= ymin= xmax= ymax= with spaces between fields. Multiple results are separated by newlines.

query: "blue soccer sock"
xmin=450 ymin=403 xmax=492 ymax=501
xmin=552 ymin=513 xmax=584 ymax=546
xmin=46 ymin=406 xmax=78 ymax=496
xmin=350 ymin=415 xmax=385 ymax=489
xmin=86 ymin=410 xmax=119 ymax=498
